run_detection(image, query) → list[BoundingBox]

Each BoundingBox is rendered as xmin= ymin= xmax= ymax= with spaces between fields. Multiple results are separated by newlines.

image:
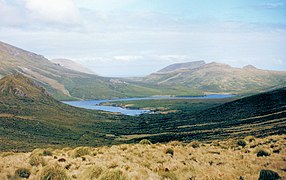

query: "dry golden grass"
xmin=0 ymin=135 xmax=285 ymax=180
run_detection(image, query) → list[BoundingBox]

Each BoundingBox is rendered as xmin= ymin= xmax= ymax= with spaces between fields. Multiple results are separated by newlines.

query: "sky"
xmin=0 ymin=0 xmax=286 ymax=77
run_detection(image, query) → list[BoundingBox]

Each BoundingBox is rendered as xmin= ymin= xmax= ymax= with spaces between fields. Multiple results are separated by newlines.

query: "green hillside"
xmin=141 ymin=62 xmax=286 ymax=94
xmin=0 ymin=74 xmax=285 ymax=152
xmin=0 ymin=41 xmax=201 ymax=100
xmin=122 ymin=86 xmax=286 ymax=143
xmin=0 ymin=74 xmax=132 ymax=151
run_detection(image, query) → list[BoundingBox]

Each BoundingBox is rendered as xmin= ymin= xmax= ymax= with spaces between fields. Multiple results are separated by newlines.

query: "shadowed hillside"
xmin=119 ymin=87 xmax=286 ymax=143
xmin=0 ymin=74 xmax=137 ymax=151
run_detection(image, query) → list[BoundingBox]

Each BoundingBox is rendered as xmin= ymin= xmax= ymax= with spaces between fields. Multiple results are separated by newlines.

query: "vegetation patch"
xmin=15 ymin=168 xmax=31 ymax=179
xmin=98 ymin=169 xmax=129 ymax=180
xmin=139 ymin=139 xmax=152 ymax=145
xmin=39 ymin=165 xmax=70 ymax=180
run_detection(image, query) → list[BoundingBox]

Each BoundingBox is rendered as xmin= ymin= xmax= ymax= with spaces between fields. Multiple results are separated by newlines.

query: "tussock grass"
xmin=0 ymin=135 xmax=285 ymax=179
xmin=81 ymin=165 xmax=104 ymax=179
xmin=29 ymin=154 xmax=45 ymax=166
xmin=98 ymin=169 xmax=129 ymax=180
xmin=72 ymin=147 xmax=93 ymax=158
xmin=39 ymin=165 xmax=70 ymax=180
xmin=139 ymin=139 xmax=152 ymax=145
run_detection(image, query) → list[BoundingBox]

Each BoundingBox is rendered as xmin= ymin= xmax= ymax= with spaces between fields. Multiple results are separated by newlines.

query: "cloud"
xmin=0 ymin=0 xmax=26 ymax=26
xmin=0 ymin=0 xmax=82 ymax=28
xmin=258 ymin=2 xmax=285 ymax=9
xmin=24 ymin=0 xmax=82 ymax=25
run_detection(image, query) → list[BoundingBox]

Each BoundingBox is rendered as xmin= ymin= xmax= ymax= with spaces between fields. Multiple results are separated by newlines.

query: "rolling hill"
xmin=50 ymin=58 xmax=95 ymax=74
xmin=118 ymin=86 xmax=286 ymax=143
xmin=157 ymin=61 xmax=206 ymax=73
xmin=0 ymin=73 xmax=285 ymax=153
xmin=0 ymin=41 xmax=203 ymax=100
xmin=142 ymin=62 xmax=286 ymax=94
xmin=0 ymin=74 xmax=137 ymax=151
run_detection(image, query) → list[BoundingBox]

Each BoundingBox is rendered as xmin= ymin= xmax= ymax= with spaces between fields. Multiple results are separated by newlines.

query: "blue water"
xmin=62 ymin=94 xmax=234 ymax=116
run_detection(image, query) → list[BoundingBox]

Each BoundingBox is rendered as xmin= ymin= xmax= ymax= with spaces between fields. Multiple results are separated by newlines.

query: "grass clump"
xmin=98 ymin=169 xmax=129 ymax=180
xmin=159 ymin=171 xmax=178 ymax=180
xmin=29 ymin=154 xmax=45 ymax=166
xmin=237 ymin=139 xmax=247 ymax=147
xmin=244 ymin=136 xmax=255 ymax=143
xmin=42 ymin=150 xmax=53 ymax=156
xmin=139 ymin=139 xmax=152 ymax=145
xmin=40 ymin=165 xmax=70 ymax=180
xmin=165 ymin=148 xmax=174 ymax=156
xmin=15 ymin=168 xmax=31 ymax=179
xmin=72 ymin=147 xmax=92 ymax=158
xmin=190 ymin=141 xmax=200 ymax=148
xmin=82 ymin=166 xmax=104 ymax=179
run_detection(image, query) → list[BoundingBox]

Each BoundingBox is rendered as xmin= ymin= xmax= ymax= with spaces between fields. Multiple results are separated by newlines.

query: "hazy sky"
xmin=0 ymin=0 xmax=285 ymax=77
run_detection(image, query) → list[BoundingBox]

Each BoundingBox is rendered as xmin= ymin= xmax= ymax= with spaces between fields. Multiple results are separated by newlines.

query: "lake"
xmin=62 ymin=94 xmax=234 ymax=116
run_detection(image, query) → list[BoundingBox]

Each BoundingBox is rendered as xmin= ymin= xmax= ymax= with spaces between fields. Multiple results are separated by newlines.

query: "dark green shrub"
xmin=273 ymin=149 xmax=280 ymax=154
xmin=58 ymin=158 xmax=66 ymax=162
xmin=244 ymin=136 xmax=255 ymax=143
xmin=257 ymin=149 xmax=270 ymax=157
xmin=15 ymin=168 xmax=31 ymax=179
xmin=190 ymin=141 xmax=200 ymax=148
xmin=139 ymin=139 xmax=152 ymax=145
xmin=237 ymin=139 xmax=247 ymax=147
xmin=258 ymin=169 xmax=281 ymax=180
xmin=42 ymin=150 xmax=53 ymax=156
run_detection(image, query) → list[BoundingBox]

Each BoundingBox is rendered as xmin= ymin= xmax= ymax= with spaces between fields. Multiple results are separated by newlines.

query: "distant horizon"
xmin=0 ymin=0 xmax=285 ymax=76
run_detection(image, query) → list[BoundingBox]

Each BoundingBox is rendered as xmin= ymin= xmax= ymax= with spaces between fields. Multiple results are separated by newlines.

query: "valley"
xmin=0 ymin=41 xmax=285 ymax=180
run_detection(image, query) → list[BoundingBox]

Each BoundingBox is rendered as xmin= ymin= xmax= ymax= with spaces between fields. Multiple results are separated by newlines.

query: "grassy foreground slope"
xmin=0 ymin=135 xmax=285 ymax=179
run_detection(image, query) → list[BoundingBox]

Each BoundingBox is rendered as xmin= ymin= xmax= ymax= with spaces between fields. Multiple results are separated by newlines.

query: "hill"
xmin=0 ymin=74 xmax=143 ymax=151
xmin=157 ymin=61 xmax=206 ymax=72
xmin=117 ymin=86 xmax=286 ymax=143
xmin=0 ymin=74 xmax=285 ymax=179
xmin=143 ymin=62 xmax=286 ymax=93
xmin=0 ymin=74 xmax=285 ymax=152
xmin=0 ymin=41 xmax=201 ymax=100
xmin=50 ymin=58 xmax=95 ymax=74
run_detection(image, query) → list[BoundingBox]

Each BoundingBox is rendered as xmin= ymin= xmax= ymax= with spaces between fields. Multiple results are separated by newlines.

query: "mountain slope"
xmin=120 ymin=87 xmax=286 ymax=142
xmin=50 ymin=58 xmax=95 ymax=74
xmin=0 ymin=74 xmax=285 ymax=151
xmin=0 ymin=74 xmax=141 ymax=151
xmin=1 ymin=41 xmax=199 ymax=100
xmin=143 ymin=62 xmax=286 ymax=93
xmin=157 ymin=61 xmax=206 ymax=72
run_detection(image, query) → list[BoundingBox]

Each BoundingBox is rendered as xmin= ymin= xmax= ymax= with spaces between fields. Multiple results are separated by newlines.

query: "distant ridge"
xmin=143 ymin=61 xmax=286 ymax=93
xmin=157 ymin=61 xmax=206 ymax=73
xmin=50 ymin=58 xmax=95 ymax=74
xmin=1 ymin=41 xmax=183 ymax=100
